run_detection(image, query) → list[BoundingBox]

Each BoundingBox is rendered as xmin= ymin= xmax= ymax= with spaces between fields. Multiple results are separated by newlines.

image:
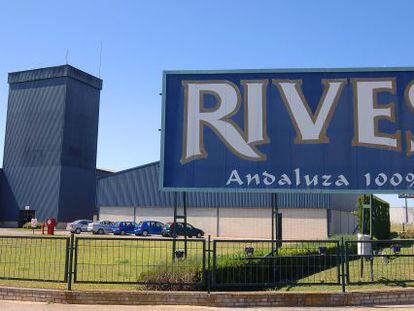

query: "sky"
xmin=0 ymin=0 xmax=414 ymax=175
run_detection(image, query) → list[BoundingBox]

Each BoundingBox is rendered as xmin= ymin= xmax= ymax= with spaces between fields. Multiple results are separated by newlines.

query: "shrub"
xmin=140 ymin=261 xmax=203 ymax=290
xmin=329 ymin=234 xmax=358 ymax=242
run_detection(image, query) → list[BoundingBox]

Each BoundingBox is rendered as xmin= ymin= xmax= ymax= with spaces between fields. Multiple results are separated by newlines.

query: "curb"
xmin=1 ymin=286 xmax=414 ymax=307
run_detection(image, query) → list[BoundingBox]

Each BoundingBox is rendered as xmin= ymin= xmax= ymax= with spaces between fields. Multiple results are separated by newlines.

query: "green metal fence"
xmin=345 ymin=239 xmax=414 ymax=284
xmin=1 ymin=235 xmax=414 ymax=292
xmin=0 ymin=236 xmax=69 ymax=282
xmin=73 ymin=236 xmax=206 ymax=287
xmin=211 ymin=239 xmax=341 ymax=289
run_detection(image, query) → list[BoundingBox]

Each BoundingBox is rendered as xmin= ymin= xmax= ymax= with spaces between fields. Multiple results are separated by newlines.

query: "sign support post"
xmin=369 ymin=194 xmax=373 ymax=239
xmin=405 ymin=197 xmax=408 ymax=232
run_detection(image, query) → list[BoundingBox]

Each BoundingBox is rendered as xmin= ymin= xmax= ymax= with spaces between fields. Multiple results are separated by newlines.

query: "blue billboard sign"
xmin=160 ymin=68 xmax=414 ymax=193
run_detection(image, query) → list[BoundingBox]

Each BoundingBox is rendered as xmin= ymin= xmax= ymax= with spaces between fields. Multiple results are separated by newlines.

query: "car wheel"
xmin=142 ymin=230 xmax=148 ymax=237
xmin=188 ymin=235 xmax=192 ymax=238
xmin=120 ymin=230 xmax=126 ymax=235
xmin=98 ymin=229 xmax=104 ymax=235
xmin=196 ymin=232 xmax=202 ymax=238
xmin=75 ymin=228 xmax=81 ymax=234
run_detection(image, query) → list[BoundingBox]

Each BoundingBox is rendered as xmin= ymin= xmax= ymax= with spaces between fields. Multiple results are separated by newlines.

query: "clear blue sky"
xmin=0 ymin=0 xmax=413 ymax=171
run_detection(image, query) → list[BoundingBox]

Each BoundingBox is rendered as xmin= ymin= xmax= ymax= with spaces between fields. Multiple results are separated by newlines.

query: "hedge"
xmin=357 ymin=195 xmax=391 ymax=240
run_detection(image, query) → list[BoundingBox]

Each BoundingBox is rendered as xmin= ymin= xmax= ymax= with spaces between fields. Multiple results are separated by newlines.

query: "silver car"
xmin=66 ymin=219 xmax=92 ymax=234
xmin=87 ymin=220 xmax=114 ymax=235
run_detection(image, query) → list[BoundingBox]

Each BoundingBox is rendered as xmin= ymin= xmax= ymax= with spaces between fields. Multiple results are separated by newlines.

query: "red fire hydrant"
xmin=46 ymin=218 xmax=57 ymax=235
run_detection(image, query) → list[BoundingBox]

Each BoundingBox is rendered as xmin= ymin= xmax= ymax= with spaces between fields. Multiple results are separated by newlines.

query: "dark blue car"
xmin=134 ymin=220 xmax=164 ymax=236
xmin=112 ymin=221 xmax=137 ymax=235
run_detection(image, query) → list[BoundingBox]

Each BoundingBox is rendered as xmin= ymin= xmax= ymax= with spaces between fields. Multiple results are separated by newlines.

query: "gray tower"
xmin=1 ymin=65 xmax=102 ymax=226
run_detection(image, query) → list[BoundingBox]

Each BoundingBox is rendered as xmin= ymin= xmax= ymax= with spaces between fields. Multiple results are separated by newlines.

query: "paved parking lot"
xmin=0 ymin=228 xmax=69 ymax=236
xmin=2 ymin=301 xmax=414 ymax=311
xmin=0 ymin=228 xmax=252 ymax=240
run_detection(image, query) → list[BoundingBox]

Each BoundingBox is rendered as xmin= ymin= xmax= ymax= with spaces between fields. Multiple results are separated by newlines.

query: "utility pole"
xmin=398 ymin=194 xmax=413 ymax=232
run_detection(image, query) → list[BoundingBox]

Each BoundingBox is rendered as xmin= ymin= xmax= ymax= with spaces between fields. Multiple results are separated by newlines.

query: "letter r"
xmin=181 ymin=81 xmax=264 ymax=164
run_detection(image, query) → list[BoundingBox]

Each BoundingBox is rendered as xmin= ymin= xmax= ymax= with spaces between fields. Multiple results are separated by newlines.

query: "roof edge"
xmin=8 ymin=65 xmax=103 ymax=90
xmin=97 ymin=161 xmax=160 ymax=180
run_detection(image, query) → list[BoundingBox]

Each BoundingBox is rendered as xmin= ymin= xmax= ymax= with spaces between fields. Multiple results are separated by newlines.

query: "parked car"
xmin=161 ymin=222 xmax=204 ymax=238
xmin=66 ymin=219 xmax=92 ymax=234
xmin=112 ymin=221 xmax=137 ymax=235
xmin=87 ymin=220 xmax=114 ymax=235
xmin=134 ymin=220 xmax=164 ymax=236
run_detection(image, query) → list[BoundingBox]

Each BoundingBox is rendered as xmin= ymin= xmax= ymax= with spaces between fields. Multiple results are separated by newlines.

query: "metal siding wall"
xmin=2 ymin=79 xmax=67 ymax=220
xmin=58 ymin=78 xmax=101 ymax=221
xmin=97 ymin=163 xmax=174 ymax=207
xmin=97 ymin=163 xmax=332 ymax=209
xmin=276 ymin=193 xmax=330 ymax=209
xmin=1 ymin=65 xmax=102 ymax=223
xmin=97 ymin=162 xmax=281 ymax=209
xmin=3 ymin=79 xmax=66 ymax=168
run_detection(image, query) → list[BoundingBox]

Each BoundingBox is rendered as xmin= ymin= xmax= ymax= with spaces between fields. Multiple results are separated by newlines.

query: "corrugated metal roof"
xmin=97 ymin=162 xmax=331 ymax=209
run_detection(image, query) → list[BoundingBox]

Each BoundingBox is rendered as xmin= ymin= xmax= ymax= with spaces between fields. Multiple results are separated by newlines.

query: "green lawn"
xmin=0 ymin=236 xmax=68 ymax=281
xmin=0 ymin=236 xmax=205 ymax=287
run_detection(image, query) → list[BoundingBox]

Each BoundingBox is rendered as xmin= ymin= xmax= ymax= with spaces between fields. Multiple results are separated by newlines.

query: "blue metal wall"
xmin=58 ymin=76 xmax=101 ymax=221
xmin=97 ymin=162 xmax=331 ymax=209
xmin=1 ymin=65 xmax=102 ymax=222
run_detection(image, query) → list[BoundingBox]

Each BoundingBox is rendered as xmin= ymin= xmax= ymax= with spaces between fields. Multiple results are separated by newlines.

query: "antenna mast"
xmin=98 ymin=41 xmax=103 ymax=78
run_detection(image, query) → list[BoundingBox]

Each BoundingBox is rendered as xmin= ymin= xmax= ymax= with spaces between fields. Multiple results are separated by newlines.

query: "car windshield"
xmin=113 ymin=222 xmax=120 ymax=226
xmin=165 ymin=224 xmax=171 ymax=228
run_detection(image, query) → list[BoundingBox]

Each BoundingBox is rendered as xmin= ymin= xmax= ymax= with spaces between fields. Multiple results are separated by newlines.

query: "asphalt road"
xmin=2 ymin=301 xmax=414 ymax=311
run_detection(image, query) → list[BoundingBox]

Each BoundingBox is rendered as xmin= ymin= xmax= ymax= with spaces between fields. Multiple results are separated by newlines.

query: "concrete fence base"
xmin=1 ymin=286 xmax=414 ymax=307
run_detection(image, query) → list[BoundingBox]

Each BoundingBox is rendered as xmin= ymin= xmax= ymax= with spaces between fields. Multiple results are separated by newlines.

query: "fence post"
xmin=67 ymin=233 xmax=75 ymax=291
xmin=207 ymin=235 xmax=211 ymax=294
xmin=340 ymin=237 xmax=346 ymax=293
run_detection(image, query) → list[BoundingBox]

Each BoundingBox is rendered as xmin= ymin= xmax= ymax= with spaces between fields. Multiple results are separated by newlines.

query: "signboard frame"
xmin=160 ymin=67 xmax=414 ymax=193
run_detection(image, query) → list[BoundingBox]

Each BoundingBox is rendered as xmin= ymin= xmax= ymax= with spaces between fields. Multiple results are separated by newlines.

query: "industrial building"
xmin=0 ymin=64 xmax=359 ymax=239
xmin=0 ymin=65 xmax=102 ymax=226
xmin=97 ymin=162 xmax=359 ymax=239
xmin=377 ymin=194 xmax=414 ymax=225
